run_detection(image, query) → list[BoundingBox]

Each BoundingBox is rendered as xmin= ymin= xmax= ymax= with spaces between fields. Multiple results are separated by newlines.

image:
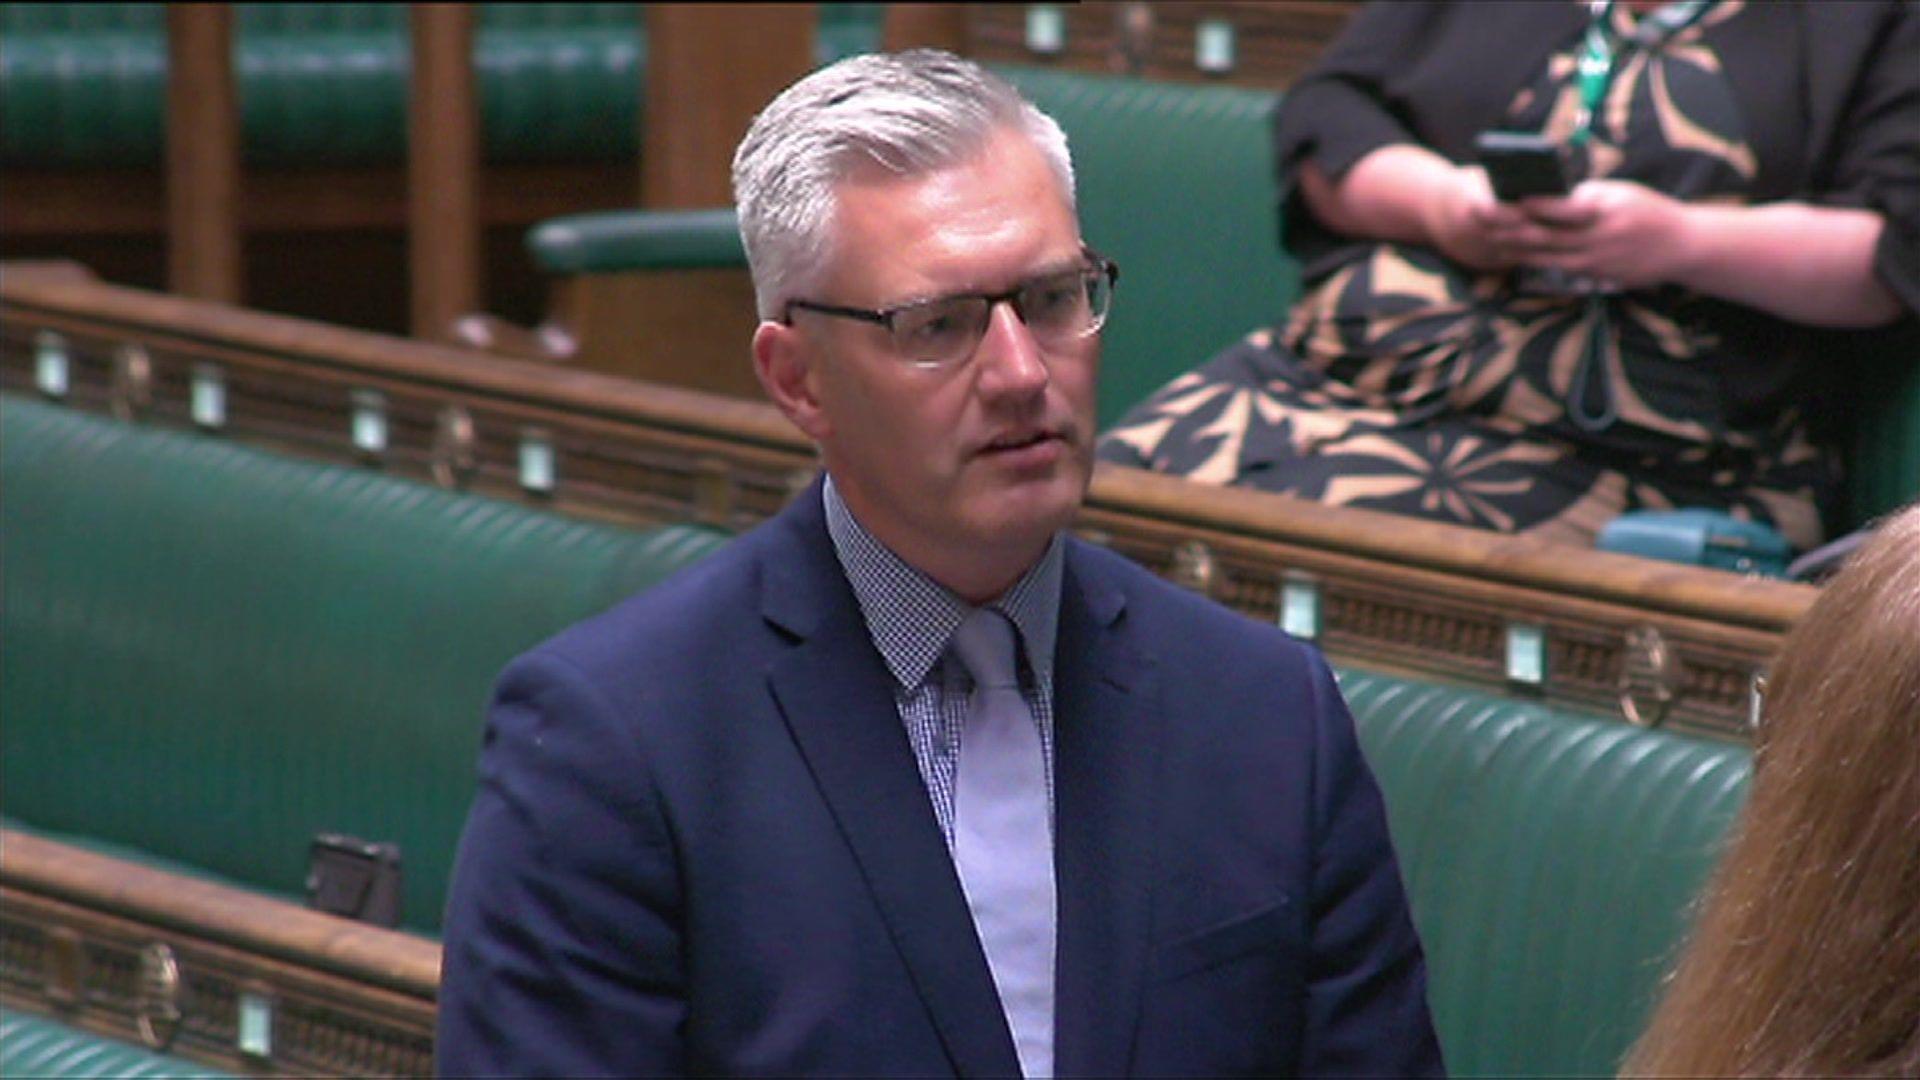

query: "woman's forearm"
xmin=1318 ymin=154 xmax=1906 ymax=327
xmin=1300 ymin=144 xmax=1524 ymax=272
xmin=1299 ymin=144 xmax=1466 ymax=245
xmin=1308 ymin=148 xmax=1907 ymax=328
xmin=1670 ymin=202 xmax=1903 ymax=328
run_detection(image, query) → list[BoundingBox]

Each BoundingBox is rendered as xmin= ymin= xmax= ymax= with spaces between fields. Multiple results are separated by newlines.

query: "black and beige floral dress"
xmin=1098 ymin=0 xmax=1920 ymax=550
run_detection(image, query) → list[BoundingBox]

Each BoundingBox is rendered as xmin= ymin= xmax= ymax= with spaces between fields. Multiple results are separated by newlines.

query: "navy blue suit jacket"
xmin=436 ymin=482 xmax=1442 ymax=1077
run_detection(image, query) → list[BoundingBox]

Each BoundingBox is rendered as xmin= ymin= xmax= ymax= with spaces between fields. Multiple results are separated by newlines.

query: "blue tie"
xmin=950 ymin=608 xmax=1055 ymax=1079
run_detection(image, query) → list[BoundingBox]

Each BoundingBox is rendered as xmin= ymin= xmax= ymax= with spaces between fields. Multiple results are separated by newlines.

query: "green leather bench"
xmin=0 ymin=3 xmax=885 ymax=169
xmin=0 ymin=392 xmax=728 ymax=933
xmin=1341 ymin=671 xmax=1748 ymax=1076
xmin=0 ymin=4 xmax=645 ymax=167
xmin=2 ymin=392 xmax=1750 ymax=1075
xmin=0 ymin=1009 xmax=234 ymax=1079
xmin=527 ymin=63 xmax=1918 ymax=535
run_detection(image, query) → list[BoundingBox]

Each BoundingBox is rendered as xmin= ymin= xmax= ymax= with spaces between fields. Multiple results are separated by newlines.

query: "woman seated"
xmin=1621 ymin=501 xmax=1920 ymax=1076
xmin=1099 ymin=0 xmax=1918 ymax=549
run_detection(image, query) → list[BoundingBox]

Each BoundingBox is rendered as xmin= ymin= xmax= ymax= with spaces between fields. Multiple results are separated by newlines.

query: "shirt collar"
xmin=823 ymin=475 xmax=1062 ymax=694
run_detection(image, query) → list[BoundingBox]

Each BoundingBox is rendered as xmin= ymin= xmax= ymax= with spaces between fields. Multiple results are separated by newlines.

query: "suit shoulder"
xmin=522 ymin=516 xmax=776 ymax=683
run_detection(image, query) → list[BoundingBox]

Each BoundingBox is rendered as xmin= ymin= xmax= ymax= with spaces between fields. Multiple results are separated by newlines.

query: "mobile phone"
xmin=1474 ymin=130 xmax=1572 ymax=201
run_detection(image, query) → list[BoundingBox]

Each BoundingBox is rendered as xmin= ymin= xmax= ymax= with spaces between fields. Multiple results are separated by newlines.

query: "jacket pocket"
xmin=1149 ymin=896 xmax=1294 ymax=984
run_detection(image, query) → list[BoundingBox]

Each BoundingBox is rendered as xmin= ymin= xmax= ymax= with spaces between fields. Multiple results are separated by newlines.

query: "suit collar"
xmin=756 ymin=478 xmax=835 ymax=642
xmin=1052 ymin=543 xmax=1158 ymax=1079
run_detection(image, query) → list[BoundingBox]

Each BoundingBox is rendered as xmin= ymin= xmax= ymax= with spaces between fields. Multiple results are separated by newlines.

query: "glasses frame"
xmin=780 ymin=248 xmax=1120 ymax=370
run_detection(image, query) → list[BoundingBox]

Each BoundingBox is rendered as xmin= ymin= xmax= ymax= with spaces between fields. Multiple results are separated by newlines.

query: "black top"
xmin=1271 ymin=0 xmax=1920 ymax=464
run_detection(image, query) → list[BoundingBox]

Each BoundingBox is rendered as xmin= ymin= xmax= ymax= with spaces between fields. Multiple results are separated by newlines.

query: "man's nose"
xmin=973 ymin=299 xmax=1049 ymax=396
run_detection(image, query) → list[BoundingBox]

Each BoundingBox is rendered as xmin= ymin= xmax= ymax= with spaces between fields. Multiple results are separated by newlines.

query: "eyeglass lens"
xmin=894 ymin=266 xmax=1112 ymax=368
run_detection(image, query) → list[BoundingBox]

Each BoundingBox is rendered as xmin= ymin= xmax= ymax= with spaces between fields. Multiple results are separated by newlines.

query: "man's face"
xmin=755 ymin=127 xmax=1100 ymax=600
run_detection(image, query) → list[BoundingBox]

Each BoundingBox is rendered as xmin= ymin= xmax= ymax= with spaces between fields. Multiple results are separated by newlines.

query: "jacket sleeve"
xmin=436 ymin=650 xmax=688 ymax=1078
xmin=1267 ymin=1 xmax=1437 ymax=265
xmin=1297 ymin=649 xmax=1447 ymax=1076
xmin=1805 ymin=1 xmax=1920 ymax=316
xmin=1271 ymin=0 xmax=1576 ymax=263
xmin=1272 ymin=0 xmax=1443 ymax=186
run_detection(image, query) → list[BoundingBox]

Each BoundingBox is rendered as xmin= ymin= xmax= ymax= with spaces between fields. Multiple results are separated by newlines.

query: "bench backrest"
xmin=1342 ymin=670 xmax=1750 ymax=1077
xmin=0 ymin=3 xmax=644 ymax=167
xmin=997 ymin=65 xmax=1297 ymax=429
xmin=1 ymin=4 xmax=890 ymax=170
xmin=0 ymin=393 xmax=727 ymax=932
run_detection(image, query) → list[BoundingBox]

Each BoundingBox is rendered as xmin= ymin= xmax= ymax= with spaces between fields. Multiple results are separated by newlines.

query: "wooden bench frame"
xmin=0 ymin=266 xmax=1803 ymax=740
xmin=0 ymin=830 xmax=437 ymax=1077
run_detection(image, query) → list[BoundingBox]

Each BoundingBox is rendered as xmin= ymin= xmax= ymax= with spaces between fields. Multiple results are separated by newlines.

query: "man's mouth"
xmin=982 ymin=430 xmax=1055 ymax=454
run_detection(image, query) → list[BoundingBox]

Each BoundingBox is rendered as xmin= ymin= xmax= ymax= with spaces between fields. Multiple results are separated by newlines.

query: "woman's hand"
xmin=1299 ymin=147 xmax=1531 ymax=272
xmin=1487 ymin=180 xmax=1694 ymax=289
xmin=1488 ymin=179 xmax=1900 ymax=325
xmin=1425 ymin=167 xmax=1535 ymax=272
xmin=1304 ymin=156 xmax=1899 ymax=327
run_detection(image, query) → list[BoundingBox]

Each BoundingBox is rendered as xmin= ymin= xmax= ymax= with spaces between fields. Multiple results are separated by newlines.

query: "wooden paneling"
xmin=883 ymin=3 xmax=969 ymax=53
xmin=409 ymin=4 xmax=482 ymax=342
xmin=546 ymin=267 xmax=763 ymax=399
xmin=641 ymin=4 xmax=818 ymax=209
xmin=5 ymin=10 xmax=637 ymax=341
xmin=0 ymin=271 xmax=1804 ymax=739
xmin=165 ymin=4 xmax=242 ymax=304
xmin=0 ymin=163 xmax=635 ymax=238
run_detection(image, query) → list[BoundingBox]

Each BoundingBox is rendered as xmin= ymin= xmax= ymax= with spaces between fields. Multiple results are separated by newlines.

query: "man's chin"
xmin=974 ymin=470 xmax=1087 ymax=538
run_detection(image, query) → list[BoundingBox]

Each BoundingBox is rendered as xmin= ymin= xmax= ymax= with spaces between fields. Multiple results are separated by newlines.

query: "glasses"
xmin=781 ymin=251 xmax=1119 ymax=371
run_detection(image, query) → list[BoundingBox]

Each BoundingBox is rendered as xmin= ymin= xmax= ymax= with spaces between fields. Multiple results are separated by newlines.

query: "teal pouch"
xmin=1596 ymin=509 xmax=1793 ymax=577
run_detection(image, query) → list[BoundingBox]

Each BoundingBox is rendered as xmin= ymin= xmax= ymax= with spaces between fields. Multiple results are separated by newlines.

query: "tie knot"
xmin=951 ymin=608 xmax=1019 ymax=691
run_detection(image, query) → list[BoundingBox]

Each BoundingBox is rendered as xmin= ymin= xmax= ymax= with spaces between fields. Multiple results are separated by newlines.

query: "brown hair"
xmin=1623 ymin=503 xmax=1920 ymax=1078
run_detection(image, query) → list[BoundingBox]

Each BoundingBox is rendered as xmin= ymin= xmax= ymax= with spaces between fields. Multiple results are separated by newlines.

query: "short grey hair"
xmin=731 ymin=49 xmax=1075 ymax=319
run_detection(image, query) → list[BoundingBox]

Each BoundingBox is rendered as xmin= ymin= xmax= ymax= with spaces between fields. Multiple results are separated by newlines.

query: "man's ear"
xmin=753 ymin=320 xmax=831 ymax=442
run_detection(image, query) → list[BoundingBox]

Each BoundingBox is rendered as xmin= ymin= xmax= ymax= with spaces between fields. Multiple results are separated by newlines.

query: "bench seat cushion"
xmin=0 ymin=1008 xmax=235 ymax=1079
xmin=1341 ymin=669 xmax=1750 ymax=1077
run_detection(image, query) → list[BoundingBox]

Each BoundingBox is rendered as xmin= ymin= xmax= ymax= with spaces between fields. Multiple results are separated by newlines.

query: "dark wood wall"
xmin=0 ymin=3 xmax=1362 ymax=342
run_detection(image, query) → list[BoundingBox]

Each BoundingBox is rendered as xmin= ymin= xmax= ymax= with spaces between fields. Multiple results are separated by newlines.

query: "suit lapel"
xmin=760 ymin=487 xmax=1021 ymax=1078
xmin=1052 ymin=546 xmax=1159 ymax=1079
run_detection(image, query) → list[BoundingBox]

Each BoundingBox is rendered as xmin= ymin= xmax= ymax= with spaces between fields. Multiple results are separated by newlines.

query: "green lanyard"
xmin=1563 ymin=0 xmax=1713 ymax=432
xmin=1569 ymin=0 xmax=1713 ymax=146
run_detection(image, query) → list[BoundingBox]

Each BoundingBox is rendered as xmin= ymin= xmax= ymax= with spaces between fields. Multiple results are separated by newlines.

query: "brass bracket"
xmin=430 ymin=404 xmax=478 ymax=490
xmin=1619 ymin=624 xmax=1679 ymax=728
xmin=1748 ymin=670 xmax=1769 ymax=732
xmin=135 ymin=941 xmax=183 ymax=1050
xmin=1169 ymin=540 xmax=1220 ymax=597
xmin=1112 ymin=2 xmax=1155 ymax=74
xmin=693 ymin=457 xmax=734 ymax=527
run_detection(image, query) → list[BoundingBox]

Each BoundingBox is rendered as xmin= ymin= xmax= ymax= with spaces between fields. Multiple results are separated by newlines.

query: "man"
xmin=437 ymin=50 xmax=1442 ymax=1077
